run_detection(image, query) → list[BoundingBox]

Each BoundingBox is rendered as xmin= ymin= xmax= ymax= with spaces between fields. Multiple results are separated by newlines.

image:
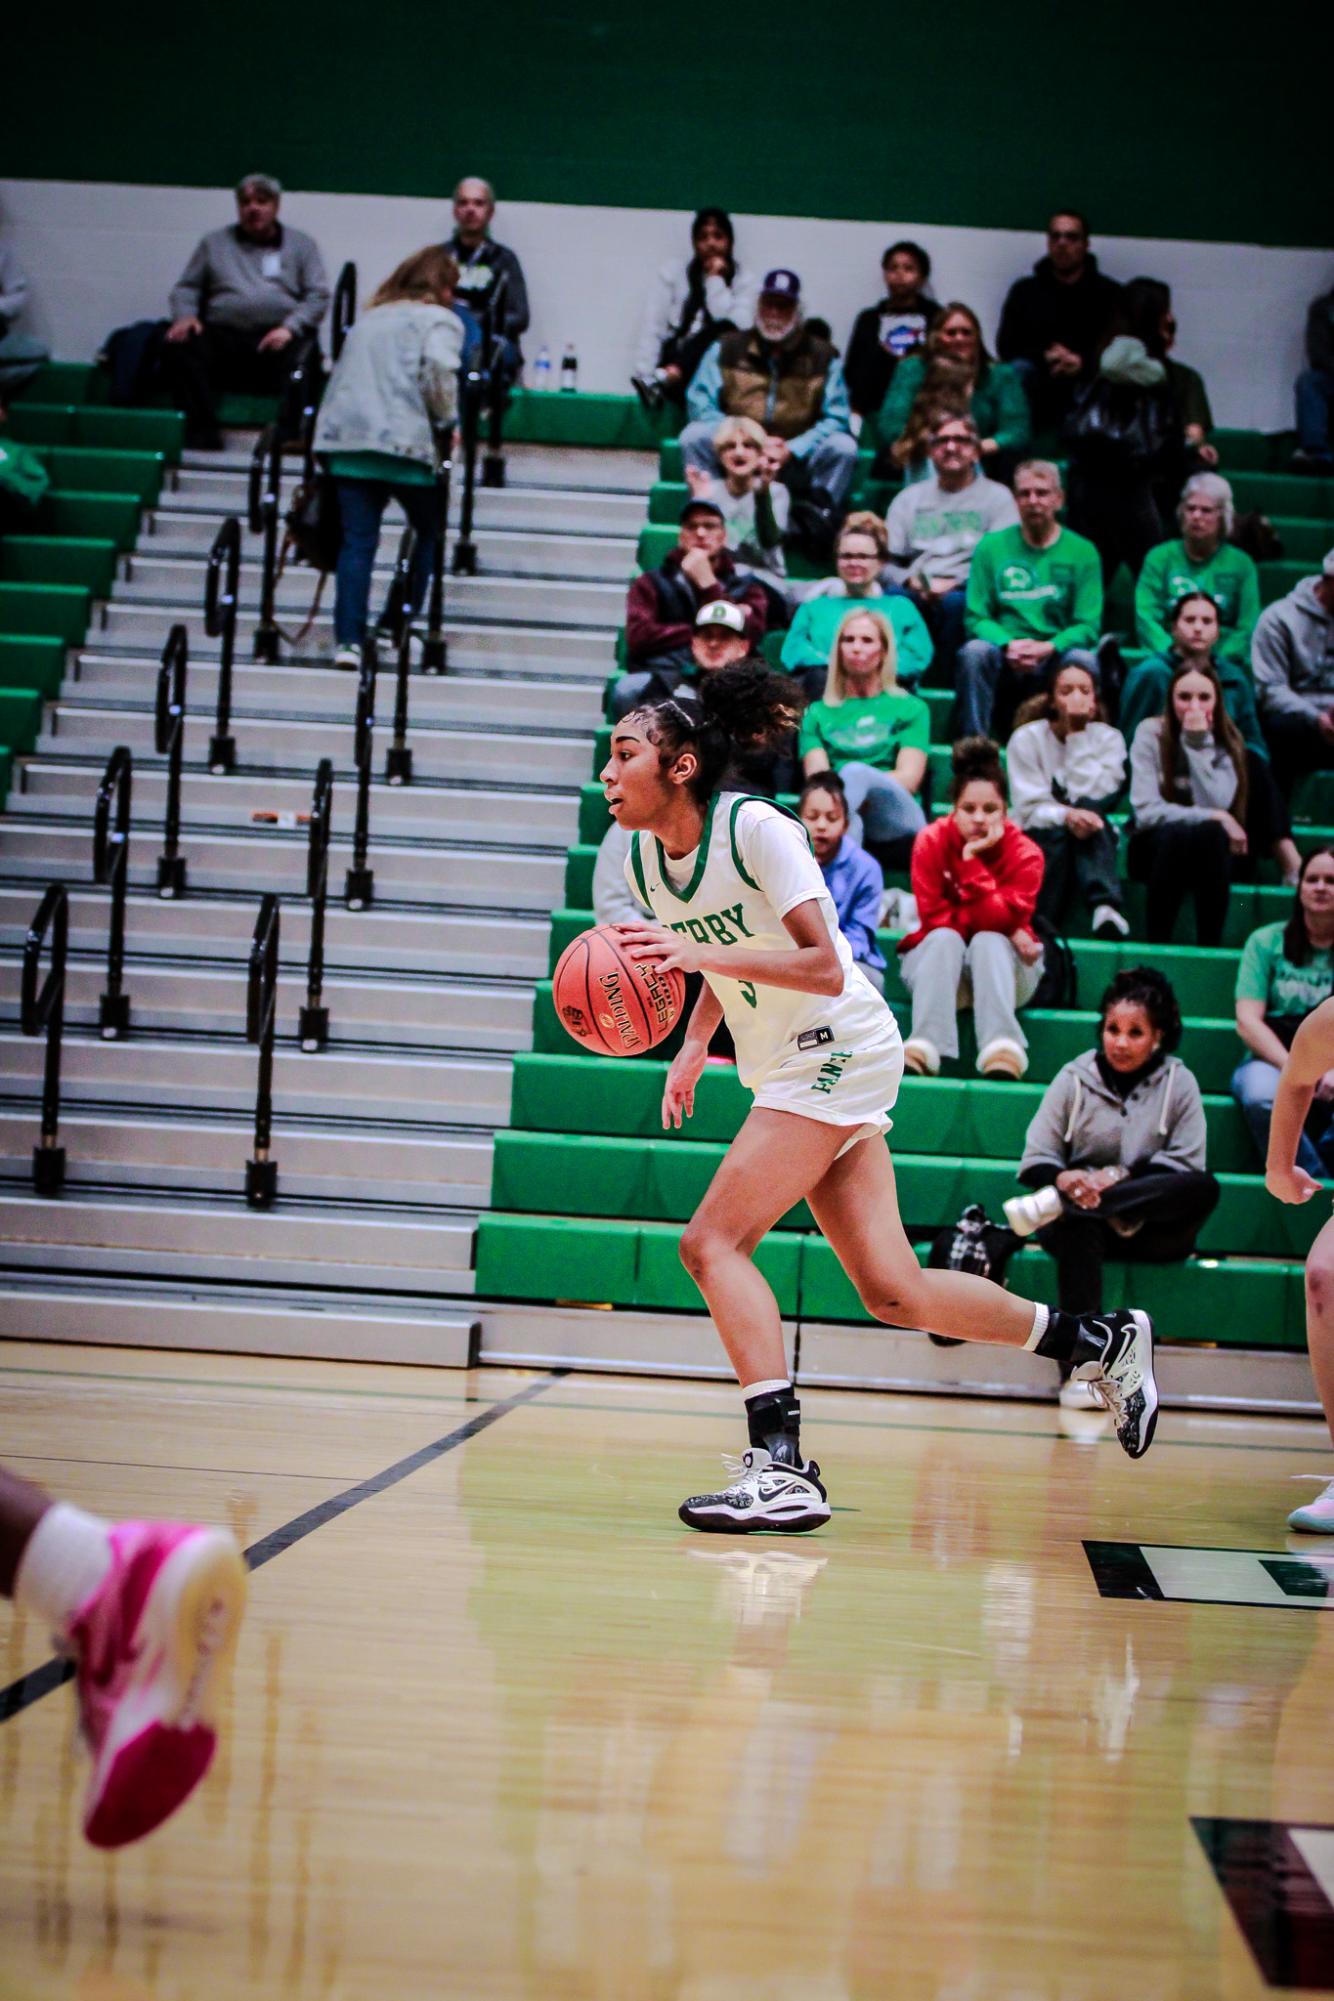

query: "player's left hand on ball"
xmin=614 ymin=923 xmax=702 ymax=975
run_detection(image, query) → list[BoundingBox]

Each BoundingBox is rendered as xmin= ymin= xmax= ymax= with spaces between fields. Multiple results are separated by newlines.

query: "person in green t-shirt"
xmin=797 ymin=608 xmax=929 ymax=850
xmin=1232 ymin=845 xmax=1334 ymax=1174
xmin=957 ymin=460 xmax=1103 ymax=739
xmin=1134 ymin=473 xmax=1261 ymax=668
xmin=780 ymin=512 xmax=933 ymax=698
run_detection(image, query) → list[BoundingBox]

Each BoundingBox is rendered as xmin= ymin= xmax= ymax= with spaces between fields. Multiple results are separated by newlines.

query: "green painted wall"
xmin=8 ymin=1 xmax=1326 ymax=249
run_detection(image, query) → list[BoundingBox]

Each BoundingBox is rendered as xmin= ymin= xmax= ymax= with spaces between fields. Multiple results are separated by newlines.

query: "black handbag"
xmin=283 ymin=467 xmax=341 ymax=573
xmin=1064 ymin=377 xmax=1175 ymax=473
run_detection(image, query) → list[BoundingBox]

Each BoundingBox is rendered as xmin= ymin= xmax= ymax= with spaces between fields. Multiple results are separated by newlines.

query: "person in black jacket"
xmin=443 ymin=177 xmax=529 ymax=388
xmin=1294 ymin=279 xmax=1334 ymax=474
xmin=843 ymin=241 xmax=937 ymax=421
xmin=996 ymin=212 xmax=1122 ymax=432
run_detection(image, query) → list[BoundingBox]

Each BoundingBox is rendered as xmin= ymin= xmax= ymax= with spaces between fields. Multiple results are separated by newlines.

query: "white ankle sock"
xmin=14 ymin=1504 xmax=113 ymax=1634
xmin=1023 ymin=1302 xmax=1050 ymax=1353
xmin=742 ymin=1377 xmax=791 ymax=1401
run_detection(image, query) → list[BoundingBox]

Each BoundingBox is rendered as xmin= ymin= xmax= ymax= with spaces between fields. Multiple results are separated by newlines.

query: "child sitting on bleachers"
xmin=1007 ymin=966 xmax=1218 ymax=1405
xmin=1008 ymin=659 xmax=1129 ymax=939
xmin=1128 ymin=658 xmax=1300 ymax=945
xmin=798 ymin=773 xmax=887 ymax=992
xmin=1233 ymin=845 xmax=1334 ymax=1174
xmin=897 ymin=736 xmax=1045 ymax=1079
xmin=684 ymin=416 xmax=789 ymax=594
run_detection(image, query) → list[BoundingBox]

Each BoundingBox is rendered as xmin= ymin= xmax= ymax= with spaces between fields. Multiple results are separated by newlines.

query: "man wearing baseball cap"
xmin=1253 ymin=546 xmax=1334 ymax=795
xmin=611 ymin=502 xmax=768 ymax=719
xmin=678 ymin=267 xmax=858 ymax=520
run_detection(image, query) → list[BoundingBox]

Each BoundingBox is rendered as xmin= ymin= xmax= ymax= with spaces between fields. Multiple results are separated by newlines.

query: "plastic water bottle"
xmin=532 ymin=345 xmax=552 ymax=391
xmin=560 ymin=344 xmax=578 ymax=393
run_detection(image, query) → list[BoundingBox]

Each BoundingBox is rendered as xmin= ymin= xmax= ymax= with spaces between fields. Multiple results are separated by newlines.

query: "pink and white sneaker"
xmin=65 ymin=1521 xmax=247 ymax=1849
xmin=1288 ymin=1478 xmax=1334 ymax=1535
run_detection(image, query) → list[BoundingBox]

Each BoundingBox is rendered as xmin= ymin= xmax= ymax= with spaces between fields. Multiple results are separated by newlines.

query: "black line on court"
xmin=0 ymin=1370 xmax=567 ymax=1727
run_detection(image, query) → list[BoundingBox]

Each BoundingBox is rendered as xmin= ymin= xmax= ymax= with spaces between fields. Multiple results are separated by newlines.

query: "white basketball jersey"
xmin=625 ymin=791 xmax=892 ymax=1088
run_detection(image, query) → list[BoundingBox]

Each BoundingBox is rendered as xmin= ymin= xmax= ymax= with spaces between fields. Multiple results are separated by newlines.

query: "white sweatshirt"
xmin=1007 ymin=719 xmax=1127 ymax=830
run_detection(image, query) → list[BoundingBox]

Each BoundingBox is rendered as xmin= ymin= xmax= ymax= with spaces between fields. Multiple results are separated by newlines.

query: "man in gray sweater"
xmin=162 ymin=173 xmax=330 ymax=448
xmin=883 ymin=416 xmax=1018 ymax=683
xmin=1252 ymin=549 xmax=1334 ymax=795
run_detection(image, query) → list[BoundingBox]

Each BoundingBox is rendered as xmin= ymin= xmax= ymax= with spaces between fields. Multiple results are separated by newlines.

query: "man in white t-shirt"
xmin=884 ymin=415 xmax=1019 ymax=685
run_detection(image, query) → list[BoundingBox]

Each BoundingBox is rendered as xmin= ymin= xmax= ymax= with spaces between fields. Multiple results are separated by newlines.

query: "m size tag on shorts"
xmin=797 ymin=1027 xmax=834 ymax=1052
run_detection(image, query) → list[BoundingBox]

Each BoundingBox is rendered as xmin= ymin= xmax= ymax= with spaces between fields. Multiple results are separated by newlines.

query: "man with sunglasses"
xmin=997 ymin=212 xmax=1122 ymax=430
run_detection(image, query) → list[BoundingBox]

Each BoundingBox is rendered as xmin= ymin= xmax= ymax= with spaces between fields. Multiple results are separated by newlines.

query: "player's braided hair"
xmin=633 ymin=661 xmax=803 ymax=803
xmin=1097 ymin=965 xmax=1183 ymax=1051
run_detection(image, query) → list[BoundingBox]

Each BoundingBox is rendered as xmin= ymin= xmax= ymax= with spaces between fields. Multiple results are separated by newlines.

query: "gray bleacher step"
xmin=158 ymin=478 xmax=647 ymax=538
xmin=0 ymin=1032 xmax=512 ymax=1122
xmin=0 ymin=1192 xmax=477 ymax=1292
xmin=94 ymin=601 xmax=612 ymax=667
xmin=0 ymin=957 xmax=533 ymax=1051
xmin=117 ymin=558 xmax=624 ymax=629
xmin=0 ymin=820 xmax=565 ymax=912
xmin=0 ymin=1276 xmax=479 ymax=1367
xmin=145 ymin=512 xmax=637 ymax=580
xmin=0 ymin=888 xmax=550 ymax=979
xmin=179 ymin=438 xmax=657 ymax=493
xmin=65 ymin=656 xmax=603 ymax=730
xmin=18 ymin=762 xmax=577 ymax=844
xmin=0 ymin=1109 xmax=493 ymax=1205
xmin=39 ymin=705 xmax=590 ymax=785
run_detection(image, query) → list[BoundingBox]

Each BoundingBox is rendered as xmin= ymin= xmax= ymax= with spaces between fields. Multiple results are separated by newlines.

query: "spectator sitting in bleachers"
xmin=1120 ymin=589 xmax=1267 ymax=762
xmin=1063 ymin=282 xmax=1188 ymax=587
xmin=632 ymin=208 xmax=757 ymax=414
xmin=843 ymin=241 xmax=938 ymax=422
xmin=442 ymin=178 xmax=528 ymax=393
xmin=798 ymin=610 xmax=929 ymax=859
xmin=681 ymin=270 xmax=858 ymax=515
xmin=955 ymin=460 xmax=1102 ymax=739
xmin=780 ymin=513 xmax=932 ymax=700
xmin=1148 ymin=279 xmax=1219 ymax=469
xmin=1233 ymin=846 xmax=1334 ymax=1176
xmin=1292 ymin=274 xmax=1334 ymax=475
xmin=0 ymin=244 xmax=50 ymax=401
xmin=163 ymin=174 xmax=330 ymax=451
xmin=313 ymin=247 xmax=462 ymax=669
xmin=1128 ymin=659 xmax=1299 ymax=945
xmin=897 ymin=735 xmax=1045 ymax=1079
xmin=1009 ymin=967 xmax=1218 ymax=1388
xmin=1134 ymin=474 xmax=1259 ymax=672
xmin=1252 ymin=549 xmax=1334 ymax=797
xmin=876 ymin=304 xmax=1031 ymax=486
xmin=1008 ymin=661 xmax=1129 ymax=939
xmin=684 ymin=416 xmax=789 ymax=594
xmin=996 ymin=211 xmax=1122 ymax=432
xmin=614 ymin=503 xmax=768 ymax=719
xmin=884 ymin=414 xmax=1019 ymax=687
xmin=798 ymin=773 xmax=888 ymax=992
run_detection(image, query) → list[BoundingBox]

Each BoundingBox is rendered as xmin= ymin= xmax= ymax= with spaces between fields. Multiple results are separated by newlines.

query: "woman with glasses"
xmin=779 ymin=513 xmax=932 ymax=700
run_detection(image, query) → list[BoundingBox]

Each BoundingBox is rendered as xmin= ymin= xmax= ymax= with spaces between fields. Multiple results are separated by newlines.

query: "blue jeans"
xmin=920 ymin=586 xmax=968 ymax=686
xmin=1295 ymin=368 xmax=1334 ymax=460
xmin=954 ymin=640 xmax=1100 ymax=740
xmin=1232 ymin=1056 xmax=1328 ymax=1178
xmin=837 ymin=762 xmax=926 ymax=848
xmin=333 ymin=479 xmax=442 ymax=648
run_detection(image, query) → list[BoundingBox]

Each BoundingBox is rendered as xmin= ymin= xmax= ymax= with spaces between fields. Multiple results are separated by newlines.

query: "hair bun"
xmin=951 ymin=734 xmax=1005 ymax=784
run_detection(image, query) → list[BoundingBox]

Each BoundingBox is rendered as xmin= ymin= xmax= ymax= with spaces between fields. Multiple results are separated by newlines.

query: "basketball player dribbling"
xmin=603 ymin=663 xmax=1160 ymax=1533
xmin=1265 ymin=994 xmax=1334 ymax=1532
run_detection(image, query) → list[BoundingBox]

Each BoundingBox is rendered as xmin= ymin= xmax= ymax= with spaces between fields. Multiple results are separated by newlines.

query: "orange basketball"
xmin=552 ymin=925 xmax=685 ymax=1057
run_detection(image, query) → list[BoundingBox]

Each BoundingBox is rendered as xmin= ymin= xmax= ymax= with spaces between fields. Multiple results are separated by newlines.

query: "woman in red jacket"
xmin=898 ymin=735 xmax=1046 ymax=1078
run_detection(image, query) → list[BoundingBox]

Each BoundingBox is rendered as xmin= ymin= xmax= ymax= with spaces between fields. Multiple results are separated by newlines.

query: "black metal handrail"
xmin=378 ymin=523 xmax=417 ymax=647
xmin=248 ymin=424 xmax=283 ymax=663
xmin=245 ymin=892 xmax=280 ymax=1208
xmin=204 ymin=516 xmax=241 ymax=773
xmin=421 ymin=426 xmax=452 ymax=673
xmin=154 ymin=623 xmax=188 ymax=898
xmin=20 ymin=882 xmax=69 ymax=1196
xmin=386 ymin=618 xmax=414 ymax=786
xmin=453 ymin=364 xmax=481 ymax=579
xmin=92 ymin=745 xmax=132 ymax=1039
xmin=481 ymin=273 xmax=510 ymax=489
xmin=331 ymin=260 xmax=357 ymax=363
xmin=345 ymin=645 xmax=376 ymax=909
xmin=299 ymin=758 xmax=333 ymax=1051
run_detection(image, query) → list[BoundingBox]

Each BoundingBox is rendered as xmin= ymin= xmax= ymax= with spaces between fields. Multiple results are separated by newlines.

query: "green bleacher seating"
xmin=0 ymin=688 xmax=46 ymax=755
xmin=0 ymin=636 xmax=66 ymax=699
xmin=0 ymin=746 xmax=11 ymax=811
xmin=0 ymin=582 xmax=91 ymax=645
xmin=33 ymin=490 xmax=140 ymax=552
xmin=32 ymin=446 xmax=163 ymax=508
xmin=0 ymin=536 xmax=118 ymax=599
xmin=7 ymin=403 xmax=184 ymax=461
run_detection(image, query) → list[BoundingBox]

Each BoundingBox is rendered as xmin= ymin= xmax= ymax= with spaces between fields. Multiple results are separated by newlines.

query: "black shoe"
xmin=630 ymin=373 xmax=664 ymax=414
xmin=185 ymin=429 xmax=225 ymax=453
xmin=1070 ymin=1309 xmax=1158 ymax=1459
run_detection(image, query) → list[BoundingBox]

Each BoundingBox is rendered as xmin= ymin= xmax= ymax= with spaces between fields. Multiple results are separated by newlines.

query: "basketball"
xmin=552 ymin=925 xmax=685 ymax=1056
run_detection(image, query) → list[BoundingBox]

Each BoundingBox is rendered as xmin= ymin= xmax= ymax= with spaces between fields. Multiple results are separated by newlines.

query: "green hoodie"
xmin=0 ymin=436 xmax=50 ymax=510
xmin=1134 ymin=538 xmax=1261 ymax=670
xmin=876 ymin=353 xmax=1032 ymax=460
xmin=964 ymin=524 xmax=1103 ymax=651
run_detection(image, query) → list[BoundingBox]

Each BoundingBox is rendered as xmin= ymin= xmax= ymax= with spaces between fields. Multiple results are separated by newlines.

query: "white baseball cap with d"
xmin=694 ymin=601 xmax=747 ymax=634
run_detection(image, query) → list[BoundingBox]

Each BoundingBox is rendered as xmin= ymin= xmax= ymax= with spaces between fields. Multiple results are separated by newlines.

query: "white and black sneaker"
xmin=678 ymin=1448 xmax=831 ymax=1534
xmin=1070 ymin=1309 xmax=1159 ymax=1459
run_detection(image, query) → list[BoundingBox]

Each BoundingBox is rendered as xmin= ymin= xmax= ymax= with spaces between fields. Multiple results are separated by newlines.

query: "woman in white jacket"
xmin=1007 ymin=660 xmax=1128 ymax=938
xmin=632 ymin=209 xmax=758 ymax=409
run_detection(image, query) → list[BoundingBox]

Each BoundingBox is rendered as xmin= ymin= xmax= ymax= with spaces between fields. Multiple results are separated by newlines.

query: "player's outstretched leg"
xmin=1 ymin=1465 xmax=247 ymax=1847
xmin=806 ymin=1137 xmax=1159 ymax=1461
xmin=1290 ymin=1215 xmax=1334 ymax=1532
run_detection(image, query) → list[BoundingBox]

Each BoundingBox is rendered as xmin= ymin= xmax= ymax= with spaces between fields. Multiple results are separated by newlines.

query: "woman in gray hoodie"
xmin=1009 ymin=967 xmax=1218 ymax=1403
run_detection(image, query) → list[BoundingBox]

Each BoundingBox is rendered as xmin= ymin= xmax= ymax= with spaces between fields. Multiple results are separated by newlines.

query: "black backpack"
xmin=926 ymin=1204 xmax=1024 ymax=1342
xmin=1031 ymin=915 xmax=1077 ymax=1011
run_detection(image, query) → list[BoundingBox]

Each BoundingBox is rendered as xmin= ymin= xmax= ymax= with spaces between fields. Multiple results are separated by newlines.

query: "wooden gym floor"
xmin=2 ymin=1339 xmax=1333 ymax=1999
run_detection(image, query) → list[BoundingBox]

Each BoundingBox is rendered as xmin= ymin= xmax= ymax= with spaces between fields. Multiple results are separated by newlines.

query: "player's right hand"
xmin=1266 ymin=1163 xmax=1323 ymax=1204
xmin=662 ymin=1044 xmax=707 ymax=1130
